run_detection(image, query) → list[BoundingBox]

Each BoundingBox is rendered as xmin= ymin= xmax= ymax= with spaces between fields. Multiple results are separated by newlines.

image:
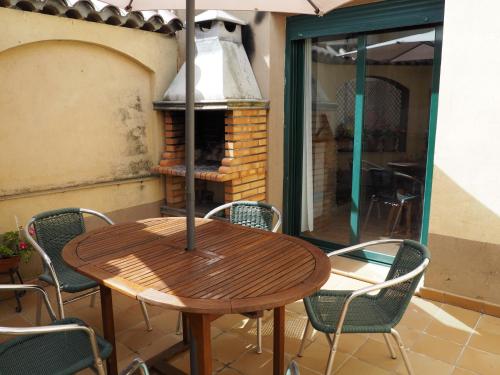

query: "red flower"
xmin=19 ymin=242 xmax=28 ymax=250
xmin=28 ymin=227 xmax=35 ymax=236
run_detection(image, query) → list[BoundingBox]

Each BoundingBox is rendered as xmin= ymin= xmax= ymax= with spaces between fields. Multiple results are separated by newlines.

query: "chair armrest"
xmin=349 ymin=258 xmax=429 ymax=299
xmin=204 ymin=203 xmax=233 ymax=219
xmin=0 ymin=284 xmax=57 ymax=321
xmin=327 ymin=239 xmax=404 ymax=258
xmin=0 ymin=323 xmax=105 ymax=372
xmin=0 ymin=323 xmax=89 ymax=336
xmin=332 ymin=257 xmax=429 ymax=335
xmin=80 ymin=208 xmax=114 ymax=225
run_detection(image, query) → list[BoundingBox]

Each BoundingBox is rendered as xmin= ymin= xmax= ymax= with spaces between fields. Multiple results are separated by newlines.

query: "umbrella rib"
xmin=306 ymin=0 xmax=321 ymax=14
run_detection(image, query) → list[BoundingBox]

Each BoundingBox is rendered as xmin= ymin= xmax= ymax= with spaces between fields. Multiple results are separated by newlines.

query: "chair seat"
xmin=304 ymin=290 xmax=394 ymax=334
xmin=39 ymin=267 xmax=98 ymax=293
xmin=0 ymin=318 xmax=112 ymax=375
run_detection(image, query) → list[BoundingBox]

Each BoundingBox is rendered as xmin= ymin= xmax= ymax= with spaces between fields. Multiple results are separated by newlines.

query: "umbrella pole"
xmin=185 ymin=0 xmax=196 ymax=251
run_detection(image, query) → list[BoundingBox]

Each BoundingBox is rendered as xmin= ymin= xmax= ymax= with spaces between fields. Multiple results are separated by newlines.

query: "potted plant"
xmin=0 ymin=228 xmax=34 ymax=273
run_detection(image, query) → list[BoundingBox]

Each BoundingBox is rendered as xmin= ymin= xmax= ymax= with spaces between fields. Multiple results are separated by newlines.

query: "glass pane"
xmin=359 ymin=28 xmax=435 ymax=255
xmin=300 ymin=36 xmax=358 ymax=245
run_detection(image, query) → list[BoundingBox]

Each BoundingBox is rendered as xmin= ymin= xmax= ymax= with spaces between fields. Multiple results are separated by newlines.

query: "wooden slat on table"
xmin=63 ymin=218 xmax=331 ymax=314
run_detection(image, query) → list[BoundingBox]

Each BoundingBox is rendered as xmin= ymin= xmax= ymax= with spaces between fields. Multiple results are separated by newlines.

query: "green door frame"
xmin=283 ymin=0 xmax=445 ymax=265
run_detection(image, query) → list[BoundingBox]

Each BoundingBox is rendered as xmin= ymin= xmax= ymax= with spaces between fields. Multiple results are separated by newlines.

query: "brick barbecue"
xmin=153 ymin=10 xmax=268 ymax=215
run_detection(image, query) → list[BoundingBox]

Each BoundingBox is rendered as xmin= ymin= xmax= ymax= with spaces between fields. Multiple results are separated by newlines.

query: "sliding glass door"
xmin=296 ymin=26 xmax=440 ymax=262
xmin=301 ymin=35 xmax=358 ymax=245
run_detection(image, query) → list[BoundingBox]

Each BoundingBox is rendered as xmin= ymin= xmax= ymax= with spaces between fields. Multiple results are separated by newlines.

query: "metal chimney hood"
xmin=154 ymin=10 xmax=266 ymax=111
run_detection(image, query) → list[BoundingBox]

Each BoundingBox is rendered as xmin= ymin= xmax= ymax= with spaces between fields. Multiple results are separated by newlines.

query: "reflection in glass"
xmin=301 ymin=36 xmax=358 ymax=245
xmin=359 ymin=28 xmax=435 ymax=255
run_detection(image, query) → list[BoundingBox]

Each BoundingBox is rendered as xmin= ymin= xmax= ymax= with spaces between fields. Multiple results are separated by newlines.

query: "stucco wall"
xmin=427 ymin=0 xmax=500 ymax=303
xmin=0 ymin=8 xmax=178 ymax=277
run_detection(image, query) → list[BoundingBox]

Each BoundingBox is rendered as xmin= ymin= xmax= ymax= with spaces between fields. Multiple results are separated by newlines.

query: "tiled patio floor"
xmin=1 ymin=260 xmax=499 ymax=375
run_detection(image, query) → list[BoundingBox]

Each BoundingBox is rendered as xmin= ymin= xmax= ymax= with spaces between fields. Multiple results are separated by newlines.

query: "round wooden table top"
xmin=62 ymin=217 xmax=331 ymax=314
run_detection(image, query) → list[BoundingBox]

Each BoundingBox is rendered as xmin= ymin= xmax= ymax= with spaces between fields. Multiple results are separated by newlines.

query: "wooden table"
xmin=62 ymin=217 xmax=331 ymax=375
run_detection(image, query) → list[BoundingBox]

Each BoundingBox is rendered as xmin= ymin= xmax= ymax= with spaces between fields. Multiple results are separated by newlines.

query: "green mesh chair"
xmin=204 ymin=200 xmax=282 ymax=233
xmin=175 ymin=201 xmax=282 ymax=353
xmin=298 ymin=239 xmax=430 ymax=375
xmin=24 ymin=208 xmax=152 ymax=331
xmin=0 ymin=284 xmax=112 ymax=375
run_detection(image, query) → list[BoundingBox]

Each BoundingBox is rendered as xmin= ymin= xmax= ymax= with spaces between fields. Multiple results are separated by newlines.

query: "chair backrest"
xmin=368 ymin=168 xmax=396 ymax=198
xmin=376 ymin=240 xmax=430 ymax=325
xmin=30 ymin=208 xmax=86 ymax=271
xmin=204 ymin=201 xmax=282 ymax=232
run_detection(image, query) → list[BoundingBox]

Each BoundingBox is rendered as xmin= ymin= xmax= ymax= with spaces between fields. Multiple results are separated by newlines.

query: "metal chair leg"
xmin=324 ymin=333 xmax=340 ymax=375
xmin=298 ymin=319 xmax=312 ymax=357
xmin=362 ymin=198 xmax=375 ymax=231
xmin=36 ymin=290 xmax=43 ymax=325
xmin=256 ymin=317 xmax=263 ymax=354
xmin=383 ymin=333 xmax=397 ymax=359
xmin=390 ymin=204 xmax=404 ymax=237
xmin=176 ymin=312 xmax=182 ymax=335
xmin=139 ymin=301 xmax=153 ymax=332
xmin=391 ymin=328 xmax=414 ymax=375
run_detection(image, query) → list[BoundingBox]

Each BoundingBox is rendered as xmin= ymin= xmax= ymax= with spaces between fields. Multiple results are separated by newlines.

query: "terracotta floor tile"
xmin=410 ymin=332 xmax=464 ymax=364
xmin=399 ymin=297 xmax=442 ymax=331
xmin=0 ymin=292 xmax=26 ymax=314
xmin=212 ymin=333 xmax=254 ymax=365
xmin=369 ymin=326 xmax=422 ymax=348
xmin=451 ymin=367 xmax=479 ymax=375
xmin=168 ymin=350 xmax=224 ymax=374
xmin=425 ymin=304 xmax=480 ymax=345
xmin=292 ymin=341 xmax=350 ymax=374
xmin=259 ymin=312 xmax=308 ymax=355
xmin=5 ymin=283 xmax=500 ymax=375
xmin=335 ymin=357 xmax=392 ymax=375
xmin=286 ymin=300 xmax=307 ymax=316
xmin=468 ymin=314 xmax=500 ymax=355
xmin=288 ymin=365 xmax=321 ymax=375
xmin=457 ymin=347 xmax=500 ymax=375
xmin=134 ymin=333 xmax=180 ymax=361
xmin=148 ymin=309 xmax=181 ymax=334
xmin=230 ymin=348 xmax=274 ymax=375
xmin=213 ymin=314 xmax=249 ymax=332
xmin=116 ymin=325 xmax=170 ymax=353
xmin=399 ymin=351 xmax=454 ymax=375
xmin=353 ymin=338 xmax=405 ymax=373
xmin=115 ymin=340 xmax=137 ymax=363
xmin=217 ymin=368 xmax=243 ymax=375
xmin=314 ymin=332 xmax=369 ymax=355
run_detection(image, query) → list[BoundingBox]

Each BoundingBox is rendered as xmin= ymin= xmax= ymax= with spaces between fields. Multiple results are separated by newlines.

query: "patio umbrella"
xmin=102 ymin=0 xmax=377 ymax=15
xmin=98 ymin=0 xmax=378 ymax=251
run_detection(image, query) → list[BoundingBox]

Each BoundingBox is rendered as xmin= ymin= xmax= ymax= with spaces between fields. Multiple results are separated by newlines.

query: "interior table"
xmin=62 ymin=217 xmax=331 ymax=375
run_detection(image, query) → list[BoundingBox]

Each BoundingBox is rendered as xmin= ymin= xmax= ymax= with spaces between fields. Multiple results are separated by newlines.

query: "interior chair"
xmin=24 ymin=208 xmax=152 ymax=331
xmin=363 ymin=168 xmax=422 ymax=237
xmin=176 ymin=201 xmax=282 ymax=354
xmin=0 ymin=284 xmax=112 ymax=375
xmin=298 ymin=239 xmax=430 ymax=375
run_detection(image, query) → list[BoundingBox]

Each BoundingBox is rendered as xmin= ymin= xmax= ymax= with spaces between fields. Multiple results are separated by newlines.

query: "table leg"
xmin=100 ymin=285 xmax=118 ymax=375
xmin=182 ymin=312 xmax=189 ymax=344
xmin=187 ymin=313 xmax=212 ymax=375
xmin=273 ymin=306 xmax=285 ymax=375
